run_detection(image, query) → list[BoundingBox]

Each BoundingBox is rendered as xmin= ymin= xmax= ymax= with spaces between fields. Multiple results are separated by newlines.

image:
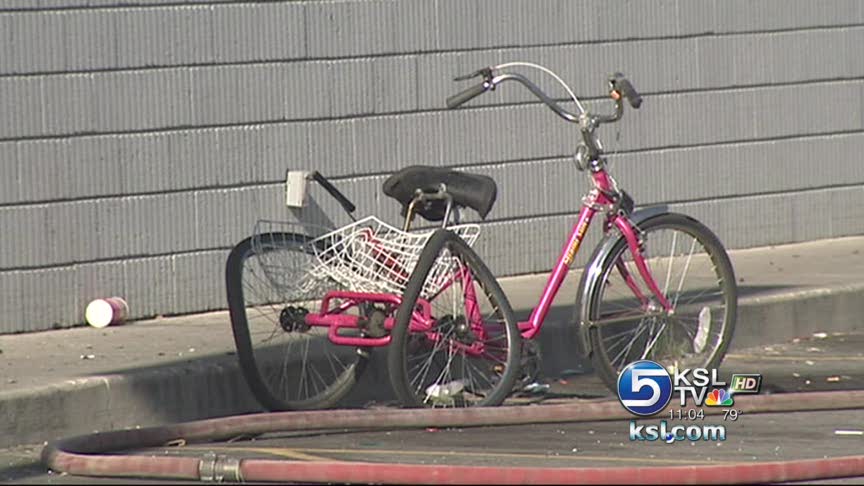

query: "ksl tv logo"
xmin=617 ymin=360 xmax=762 ymax=416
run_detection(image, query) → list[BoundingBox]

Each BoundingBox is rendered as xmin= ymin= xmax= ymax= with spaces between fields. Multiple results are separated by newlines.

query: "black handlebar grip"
xmin=446 ymin=82 xmax=490 ymax=109
xmin=610 ymin=73 xmax=643 ymax=109
xmin=310 ymin=171 xmax=356 ymax=214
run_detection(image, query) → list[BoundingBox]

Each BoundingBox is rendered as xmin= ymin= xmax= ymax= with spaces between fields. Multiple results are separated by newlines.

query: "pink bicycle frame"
xmin=301 ymin=256 xmax=493 ymax=359
xmin=518 ymin=168 xmax=672 ymax=340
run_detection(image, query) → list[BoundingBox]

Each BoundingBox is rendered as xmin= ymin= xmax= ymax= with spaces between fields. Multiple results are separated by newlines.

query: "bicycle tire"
xmin=387 ymin=229 xmax=521 ymax=408
xmin=226 ymin=232 xmax=368 ymax=411
xmin=580 ymin=213 xmax=737 ymax=390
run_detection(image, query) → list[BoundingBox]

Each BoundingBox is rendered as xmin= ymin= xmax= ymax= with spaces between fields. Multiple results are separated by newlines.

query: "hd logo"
xmin=617 ymin=360 xmax=761 ymax=416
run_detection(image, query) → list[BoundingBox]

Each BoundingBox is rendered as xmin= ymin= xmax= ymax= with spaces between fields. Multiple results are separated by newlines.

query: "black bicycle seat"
xmin=382 ymin=165 xmax=497 ymax=222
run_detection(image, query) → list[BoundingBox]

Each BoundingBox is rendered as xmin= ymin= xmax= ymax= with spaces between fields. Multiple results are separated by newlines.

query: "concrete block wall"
xmin=1 ymin=0 xmax=863 ymax=333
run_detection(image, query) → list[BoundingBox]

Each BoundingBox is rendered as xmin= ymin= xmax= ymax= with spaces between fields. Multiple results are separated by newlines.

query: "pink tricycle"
xmin=226 ymin=62 xmax=738 ymax=411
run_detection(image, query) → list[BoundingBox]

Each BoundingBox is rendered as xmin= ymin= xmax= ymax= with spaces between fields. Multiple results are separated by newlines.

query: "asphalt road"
xmin=3 ymin=332 xmax=864 ymax=484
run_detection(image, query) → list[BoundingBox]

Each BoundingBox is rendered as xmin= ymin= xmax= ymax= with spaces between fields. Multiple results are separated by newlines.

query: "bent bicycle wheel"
xmin=580 ymin=213 xmax=737 ymax=390
xmin=226 ymin=232 xmax=367 ymax=411
xmin=388 ymin=229 xmax=521 ymax=408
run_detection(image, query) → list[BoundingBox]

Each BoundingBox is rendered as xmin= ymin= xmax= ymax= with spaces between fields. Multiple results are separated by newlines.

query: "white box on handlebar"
xmin=285 ymin=170 xmax=309 ymax=207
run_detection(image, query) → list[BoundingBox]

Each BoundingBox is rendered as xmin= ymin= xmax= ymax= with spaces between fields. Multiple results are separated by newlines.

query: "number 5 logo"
xmin=617 ymin=360 xmax=672 ymax=416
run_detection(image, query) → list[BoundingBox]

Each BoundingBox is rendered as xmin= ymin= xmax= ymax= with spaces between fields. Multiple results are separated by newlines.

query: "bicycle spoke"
xmin=609 ymin=319 xmax=649 ymax=367
xmin=672 ymin=238 xmax=698 ymax=309
xmin=296 ymin=338 xmax=311 ymax=399
xmin=663 ymin=230 xmax=678 ymax=297
xmin=640 ymin=319 xmax=668 ymax=360
xmin=409 ymin=328 xmax=454 ymax=392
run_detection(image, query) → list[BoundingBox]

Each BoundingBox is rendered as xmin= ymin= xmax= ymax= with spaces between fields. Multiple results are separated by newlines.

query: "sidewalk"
xmin=1 ymin=236 xmax=863 ymax=449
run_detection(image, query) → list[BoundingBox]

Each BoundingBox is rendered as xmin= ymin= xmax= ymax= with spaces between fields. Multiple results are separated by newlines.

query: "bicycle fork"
xmin=610 ymin=215 xmax=673 ymax=313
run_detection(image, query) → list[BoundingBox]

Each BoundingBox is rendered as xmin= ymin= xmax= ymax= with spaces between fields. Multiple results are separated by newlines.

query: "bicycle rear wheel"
xmin=581 ymin=213 xmax=737 ymax=390
xmin=226 ymin=232 xmax=367 ymax=411
xmin=388 ymin=229 xmax=521 ymax=408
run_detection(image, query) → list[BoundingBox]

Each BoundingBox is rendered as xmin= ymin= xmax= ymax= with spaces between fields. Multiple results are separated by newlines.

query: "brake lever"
xmin=454 ymin=67 xmax=494 ymax=82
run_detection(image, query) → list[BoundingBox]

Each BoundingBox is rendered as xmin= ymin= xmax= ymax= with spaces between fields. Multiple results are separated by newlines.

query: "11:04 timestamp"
xmin=668 ymin=409 xmax=743 ymax=421
xmin=669 ymin=409 xmax=705 ymax=421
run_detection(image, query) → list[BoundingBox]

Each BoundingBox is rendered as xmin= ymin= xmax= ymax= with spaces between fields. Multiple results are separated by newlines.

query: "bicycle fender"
xmin=573 ymin=207 xmax=669 ymax=358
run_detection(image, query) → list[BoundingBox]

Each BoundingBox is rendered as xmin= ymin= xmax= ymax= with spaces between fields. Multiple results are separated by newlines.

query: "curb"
xmin=735 ymin=282 xmax=864 ymax=346
xmin=0 ymin=349 xmax=396 ymax=450
xmin=0 ymin=354 xmax=256 ymax=449
xmin=3 ymin=282 xmax=864 ymax=449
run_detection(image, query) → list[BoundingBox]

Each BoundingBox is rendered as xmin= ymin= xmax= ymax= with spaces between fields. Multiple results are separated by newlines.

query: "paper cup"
xmin=85 ymin=297 xmax=129 ymax=328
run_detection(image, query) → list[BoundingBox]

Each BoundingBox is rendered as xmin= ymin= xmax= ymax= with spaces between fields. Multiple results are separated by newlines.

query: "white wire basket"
xmin=311 ymin=215 xmax=481 ymax=296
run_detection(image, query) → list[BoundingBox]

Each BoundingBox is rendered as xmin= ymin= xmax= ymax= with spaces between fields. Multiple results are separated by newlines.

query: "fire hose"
xmin=42 ymin=390 xmax=864 ymax=484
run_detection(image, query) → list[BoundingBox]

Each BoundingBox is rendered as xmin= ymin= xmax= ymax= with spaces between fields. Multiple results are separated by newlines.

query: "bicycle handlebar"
xmin=310 ymin=171 xmax=356 ymax=215
xmin=446 ymin=81 xmax=492 ymax=109
xmin=446 ymin=66 xmax=642 ymax=124
xmin=445 ymin=64 xmax=644 ymax=167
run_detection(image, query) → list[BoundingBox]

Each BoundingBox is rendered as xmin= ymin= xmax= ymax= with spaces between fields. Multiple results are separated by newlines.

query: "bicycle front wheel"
xmin=226 ymin=232 xmax=367 ymax=411
xmin=388 ymin=229 xmax=521 ymax=408
xmin=581 ymin=213 xmax=737 ymax=390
